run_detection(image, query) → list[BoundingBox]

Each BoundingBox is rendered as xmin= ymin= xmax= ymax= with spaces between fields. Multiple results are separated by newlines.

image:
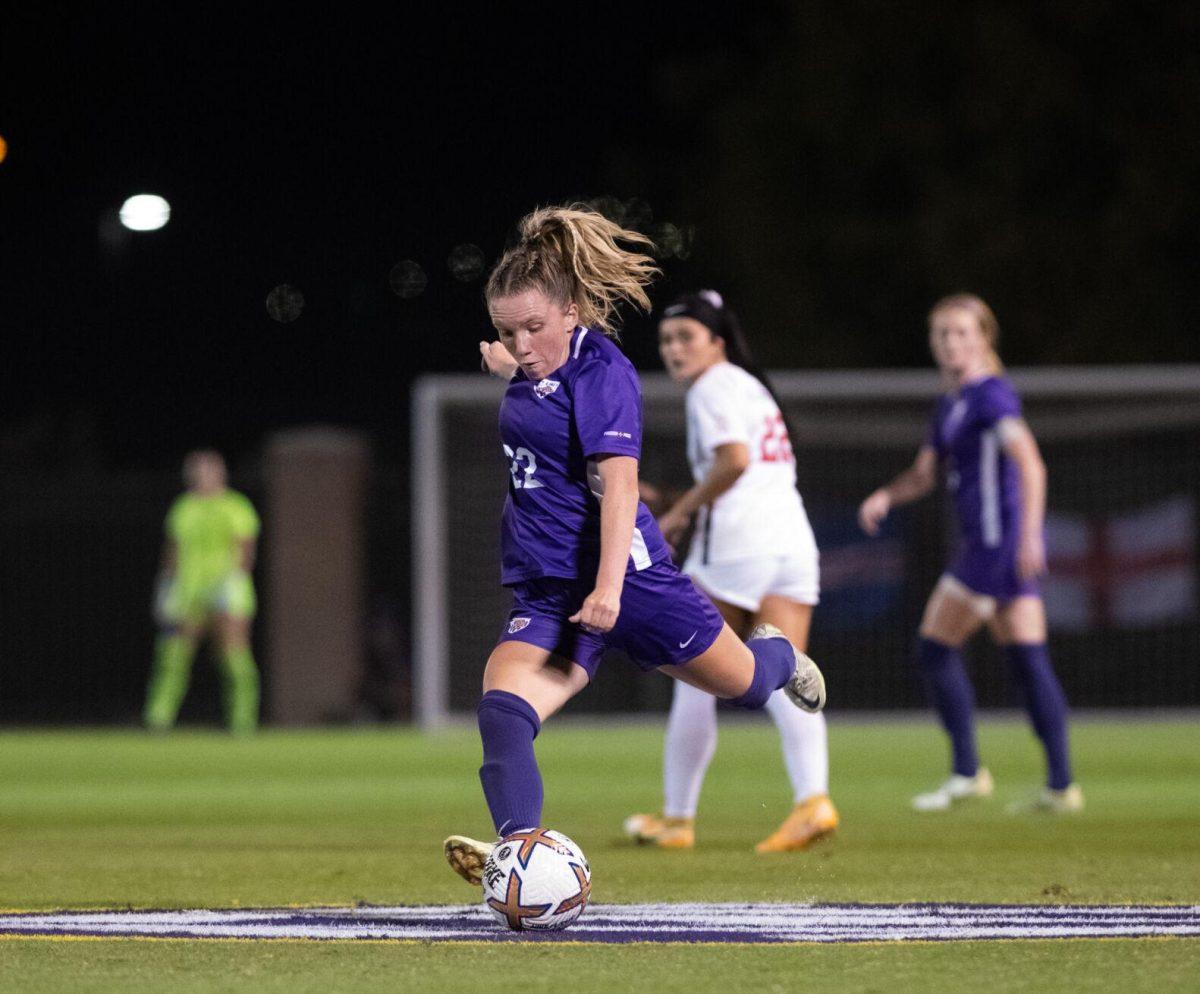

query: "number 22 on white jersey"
xmin=758 ymin=410 xmax=794 ymax=464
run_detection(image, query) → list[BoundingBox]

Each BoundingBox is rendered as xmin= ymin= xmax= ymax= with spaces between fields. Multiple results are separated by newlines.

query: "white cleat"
xmin=911 ymin=768 xmax=995 ymax=811
xmin=1006 ymin=783 xmax=1084 ymax=815
xmin=623 ymin=813 xmax=665 ymax=843
xmin=443 ymin=835 xmax=495 ymax=885
xmin=748 ymin=623 xmax=826 ymax=713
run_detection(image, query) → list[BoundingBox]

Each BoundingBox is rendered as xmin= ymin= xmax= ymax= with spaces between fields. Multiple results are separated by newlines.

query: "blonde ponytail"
xmin=486 ymin=204 xmax=660 ymax=336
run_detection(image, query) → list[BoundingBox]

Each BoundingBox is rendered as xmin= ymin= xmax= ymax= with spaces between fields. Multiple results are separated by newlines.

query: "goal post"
xmin=412 ymin=374 xmax=505 ymax=728
xmin=412 ymin=365 xmax=1200 ymax=729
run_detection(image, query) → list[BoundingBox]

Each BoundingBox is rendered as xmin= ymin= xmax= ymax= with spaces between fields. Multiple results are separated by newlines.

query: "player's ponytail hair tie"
xmin=487 ymin=205 xmax=660 ymax=337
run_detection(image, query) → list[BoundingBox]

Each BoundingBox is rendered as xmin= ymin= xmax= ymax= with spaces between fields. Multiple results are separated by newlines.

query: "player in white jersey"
xmin=624 ymin=291 xmax=838 ymax=852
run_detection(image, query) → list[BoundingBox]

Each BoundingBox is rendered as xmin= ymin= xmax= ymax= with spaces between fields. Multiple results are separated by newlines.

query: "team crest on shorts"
xmin=534 ymin=379 xmax=560 ymax=398
xmin=507 ymin=617 xmax=532 ymax=634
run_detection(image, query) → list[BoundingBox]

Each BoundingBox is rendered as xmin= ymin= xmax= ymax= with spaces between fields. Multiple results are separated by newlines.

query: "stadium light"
xmin=119 ymin=194 xmax=170 ymax=232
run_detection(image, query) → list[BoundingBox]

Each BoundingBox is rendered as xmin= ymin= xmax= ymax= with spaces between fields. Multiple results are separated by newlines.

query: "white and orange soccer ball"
xmin=481 ymin=828 xmax=591 ymax=932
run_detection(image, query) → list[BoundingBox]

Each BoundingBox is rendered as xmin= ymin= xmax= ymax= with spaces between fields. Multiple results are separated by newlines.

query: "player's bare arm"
xmin=658 ymin=442 xmax=750 ymax=546
xmin=859 ymin=445 xmax=938 ymax=535
xmin=569 ymin=454 xmax=638 ymax=634
xmin=153 ymin=540 xmax=178 ymax=627
xmin=998 ymin=417 xmax=1048 ymax=579
xmin=238 ymin=538 xmax=257 ymax=572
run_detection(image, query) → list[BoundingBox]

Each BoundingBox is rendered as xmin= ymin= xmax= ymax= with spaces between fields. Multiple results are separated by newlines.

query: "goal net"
xmin=412 ymin=366 xmax=1200 ymax=727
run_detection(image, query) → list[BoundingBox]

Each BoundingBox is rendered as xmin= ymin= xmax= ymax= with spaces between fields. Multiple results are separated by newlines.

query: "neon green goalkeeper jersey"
xmin=167 ymin=489 xmax=260 ymax=589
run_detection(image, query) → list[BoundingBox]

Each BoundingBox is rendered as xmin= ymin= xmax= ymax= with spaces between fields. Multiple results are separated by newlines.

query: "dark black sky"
xmin=2 ymin=8 xmax=736 ymax=466
xmin=3 ymin=5 xmax=1197 ymax=469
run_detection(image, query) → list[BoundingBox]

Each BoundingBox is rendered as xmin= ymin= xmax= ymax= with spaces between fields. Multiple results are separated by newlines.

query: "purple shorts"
xmin=949 ymin=537 xmax=1039 ymax=602
xmin=499 ymin=560 xmax=725 ymax=679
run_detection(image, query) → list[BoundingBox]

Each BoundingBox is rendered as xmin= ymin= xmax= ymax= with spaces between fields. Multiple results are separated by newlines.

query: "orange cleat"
xmin=754 ymin=794 xmax=839 ymax=853
xmin=622 ymin=813 xmax=665 ymax=843
xmin=622 ymin=813 xmax=694 ymax=849
xmin=655 ymin=817 xmax=695 ymax=850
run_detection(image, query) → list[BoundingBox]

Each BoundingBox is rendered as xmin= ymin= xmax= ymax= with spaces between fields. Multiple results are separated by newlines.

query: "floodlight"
xmin=119 ymin=194 xmax=170 ymax=231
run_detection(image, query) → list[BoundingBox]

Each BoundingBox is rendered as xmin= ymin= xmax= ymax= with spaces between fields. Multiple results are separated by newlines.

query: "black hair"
xmin=661 ymin=290 xmax=802 ymax=465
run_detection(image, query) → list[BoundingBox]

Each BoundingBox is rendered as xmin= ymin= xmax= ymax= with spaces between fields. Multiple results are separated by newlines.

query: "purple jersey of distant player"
xmin=927 ymin=375 xmax=1037 ymax=599
xmin=498 ymin=327 xmax=671 ymax=586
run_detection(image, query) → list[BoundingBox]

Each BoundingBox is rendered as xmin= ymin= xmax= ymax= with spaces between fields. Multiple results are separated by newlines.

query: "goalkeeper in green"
xmin=143 ymin=450 xmax=261 ymax=734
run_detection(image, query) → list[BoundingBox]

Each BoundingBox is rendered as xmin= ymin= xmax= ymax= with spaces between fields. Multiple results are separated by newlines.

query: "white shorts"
xmin=686 ymin=551 xmax=820 ymax=613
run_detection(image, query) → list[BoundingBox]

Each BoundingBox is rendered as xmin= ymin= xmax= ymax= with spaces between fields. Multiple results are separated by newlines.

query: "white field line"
xmin=2 ymin=904 xmax=1198 ymax=943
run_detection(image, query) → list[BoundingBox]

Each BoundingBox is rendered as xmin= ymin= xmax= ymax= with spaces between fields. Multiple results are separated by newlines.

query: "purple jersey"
xmin=498 ymin=327 xmax=671 ymax=586
xmin=927 ymin=375 xmax=1024 ymax=549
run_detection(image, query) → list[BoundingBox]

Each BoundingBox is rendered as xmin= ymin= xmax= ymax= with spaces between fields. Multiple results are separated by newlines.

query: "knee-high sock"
xmin=662 ymin=680 xmax=718 ymax=819
xmin=477 ymin=690 xmax=543 ymax=836
xmin=1005 ymin=643 xmax=1073 ymax=790
xmin=143 ymin=636 xmax=196 ymax=730
xmin=727 ymin=635 xmax=794 ymax=710
xmin=765 ymin=690 xmax=829 ymax=801
xmin=220 ymin=645 xmax=260 ymax=735
xmin=917 ymin=637 xmax=979 ymax=777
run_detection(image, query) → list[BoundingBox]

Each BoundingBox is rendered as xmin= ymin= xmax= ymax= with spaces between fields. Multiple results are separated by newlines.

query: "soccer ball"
xmin=481 ymin=828 xmax=591 ymax=932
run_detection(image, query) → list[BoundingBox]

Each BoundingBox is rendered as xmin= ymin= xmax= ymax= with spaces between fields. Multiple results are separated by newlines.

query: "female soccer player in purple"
xmin=859 ymin=294 xmax=1081 ymax=813
xmin=444 ymin=206 xmax=826 ymax=885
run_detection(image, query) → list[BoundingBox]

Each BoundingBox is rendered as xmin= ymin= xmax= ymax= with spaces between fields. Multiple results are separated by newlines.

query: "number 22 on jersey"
xmin=503 ymin=444 xmax=544 ymax=490
xmin=758 ymin=411 xmax=793 ymax=463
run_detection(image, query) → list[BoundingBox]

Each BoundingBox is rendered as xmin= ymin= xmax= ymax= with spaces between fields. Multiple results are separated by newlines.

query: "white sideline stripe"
xmin=4 ymin=923 xmax=1198 ymax=941
xmin=3 ymin=904 xmax=1197 ymax=943
xmin=7 ymin=904 xmax=1196 ymax=922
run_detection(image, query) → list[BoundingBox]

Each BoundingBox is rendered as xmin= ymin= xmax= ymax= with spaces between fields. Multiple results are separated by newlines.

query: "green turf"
xmin=0 ymin=938 xmax=1196 ymax=994
xmin=2 ymin=720 xmax=1197 ymax=908
xmin=0 ymin=719 xmax=1197 ymax=991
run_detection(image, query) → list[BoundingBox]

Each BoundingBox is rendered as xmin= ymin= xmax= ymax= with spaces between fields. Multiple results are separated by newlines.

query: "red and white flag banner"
xmin=1044 ymin=495 xmax=1196 ymax=632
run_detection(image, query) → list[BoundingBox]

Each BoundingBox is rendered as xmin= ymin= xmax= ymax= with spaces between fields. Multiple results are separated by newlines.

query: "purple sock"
xmin=727 ymin=635 xmax=794 ymax=710
xmin=477 ymin=690 xmax=543 ymax=836
xmin=1005 ymin=643 xmax=1073 ymax=790
xmin=917 ymin=637 xmax=979 ymax=777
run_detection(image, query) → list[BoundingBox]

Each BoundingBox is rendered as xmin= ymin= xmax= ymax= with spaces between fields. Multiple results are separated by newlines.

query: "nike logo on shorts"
xmin=679 ymin=631 xmax=698 ymax=649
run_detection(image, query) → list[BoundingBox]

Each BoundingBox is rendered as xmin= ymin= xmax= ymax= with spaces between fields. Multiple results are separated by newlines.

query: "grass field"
xmin=1 ymin=717 xmax=1197 ymax=991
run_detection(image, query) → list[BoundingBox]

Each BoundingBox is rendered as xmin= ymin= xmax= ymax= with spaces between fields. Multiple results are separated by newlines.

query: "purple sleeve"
xmin=571 ymin=358 xmax=643 ymax=459
xmin=977 ymin=378 xmax=1022 ymax=426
